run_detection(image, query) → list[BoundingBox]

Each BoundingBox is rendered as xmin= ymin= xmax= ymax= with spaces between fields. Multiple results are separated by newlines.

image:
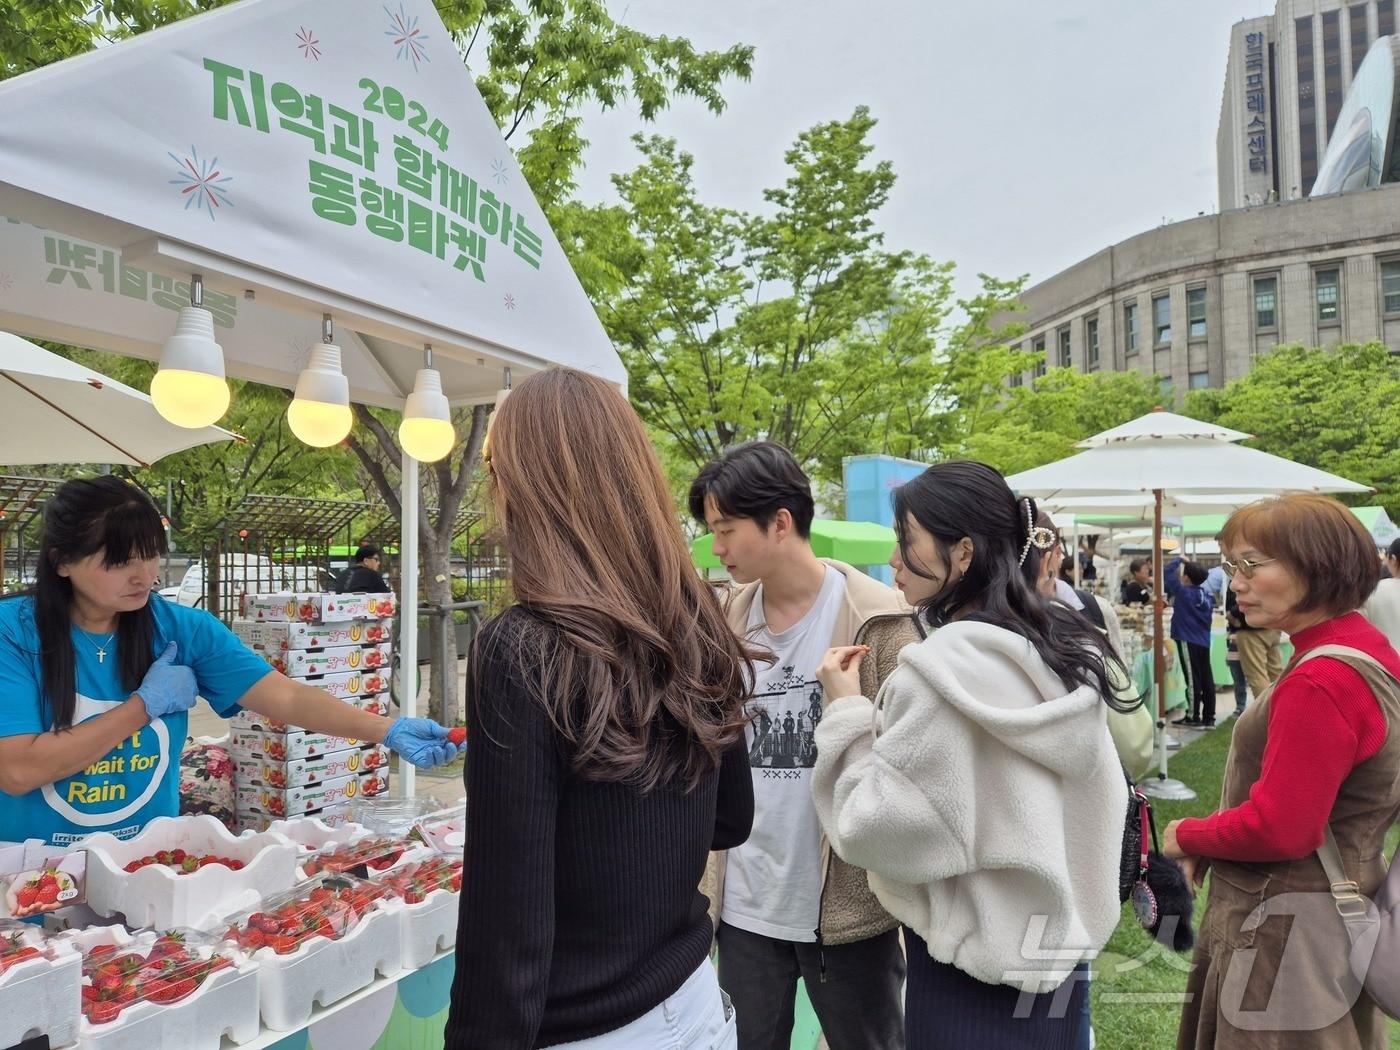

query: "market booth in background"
xmin=0 ymin=0 xmax=623 ymax=1046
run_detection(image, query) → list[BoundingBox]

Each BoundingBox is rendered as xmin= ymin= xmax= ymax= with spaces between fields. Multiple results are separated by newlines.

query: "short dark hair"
xmin=1129 ymin=558 xmax=1147 ymax=575
xmin=688 ymin=441 xmax=815 ymax=538
xmin=1389 ymin=538 xmax=1400 ymax=561
xmin=1221 ymin=494 xmax=1380 ymax=617
xmin=355 ymin=544 xmax=381 ymax=563
xmin=1182 ymin=560 xmax=1209 ymax=586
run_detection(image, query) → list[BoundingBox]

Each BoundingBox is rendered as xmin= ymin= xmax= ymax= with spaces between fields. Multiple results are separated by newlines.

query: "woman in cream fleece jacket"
xmin=811 ymin=461 xmax=1134 ymax=1050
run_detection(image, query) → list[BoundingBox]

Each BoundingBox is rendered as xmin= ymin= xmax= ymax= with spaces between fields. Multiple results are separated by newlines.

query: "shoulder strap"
xmin=1075 ymin=591 xmax=1106 ymax=631
xmin=1290 ymin=644 xmax=1400 ymax=706
xmin=1317 ymin=826 xmax=1376 ymax=936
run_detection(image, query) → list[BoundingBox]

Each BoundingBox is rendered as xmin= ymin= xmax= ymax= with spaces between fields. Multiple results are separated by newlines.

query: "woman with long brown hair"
xmin=444 ymin=368 xmax=755 ymax=1050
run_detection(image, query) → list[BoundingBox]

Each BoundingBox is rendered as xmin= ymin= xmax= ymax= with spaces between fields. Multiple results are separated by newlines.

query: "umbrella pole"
xmin=1142 ymin=487 xmax=1196 ymax=800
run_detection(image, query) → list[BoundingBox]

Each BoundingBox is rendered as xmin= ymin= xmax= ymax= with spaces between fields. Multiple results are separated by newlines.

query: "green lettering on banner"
xmin=204 ymin=56 xmax=546 ymax=282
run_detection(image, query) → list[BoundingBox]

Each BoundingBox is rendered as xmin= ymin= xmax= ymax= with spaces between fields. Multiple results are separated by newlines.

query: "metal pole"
xmin=397 ymin=455 xmax=419 ymax=800
xmin=1142 ymin=487 xmax=1196 ymax=800
xmin=1072 ymin=520 xmax=1082 ymax=589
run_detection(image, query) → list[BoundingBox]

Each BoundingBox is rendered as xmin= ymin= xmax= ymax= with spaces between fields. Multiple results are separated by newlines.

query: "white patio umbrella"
xmin=0 ymin=330 xmax=237 ymax=467
xmin=1008 ymin=409 xmax=1370 ymax=800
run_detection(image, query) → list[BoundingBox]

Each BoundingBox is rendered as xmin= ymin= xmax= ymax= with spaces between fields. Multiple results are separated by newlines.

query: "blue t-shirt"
xmin=0 ymin=594 xmax=272 ymax=846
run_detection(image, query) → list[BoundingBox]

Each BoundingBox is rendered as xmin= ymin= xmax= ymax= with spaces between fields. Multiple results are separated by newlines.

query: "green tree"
xmin=584 ymin=112 xmax=1028 ymax=498
xmin=958 ymin=366 xmax=1167 ymax=477
xmin=1185 ymin=343 xmax=1400 ymax=518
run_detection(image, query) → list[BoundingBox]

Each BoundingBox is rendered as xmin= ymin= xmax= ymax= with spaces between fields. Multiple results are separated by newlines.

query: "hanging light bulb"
xmin=398 ymin=345 xmax=455 ymax=462
xmin=287 ymin=314 xmax=352 ymax=447
xmin=151 ymin=274 xmax=231 ymax=428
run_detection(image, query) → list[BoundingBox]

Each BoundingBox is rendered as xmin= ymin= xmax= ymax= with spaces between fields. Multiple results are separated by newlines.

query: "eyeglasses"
xmin=1221 ymin=555 xmax=1277 ymax=579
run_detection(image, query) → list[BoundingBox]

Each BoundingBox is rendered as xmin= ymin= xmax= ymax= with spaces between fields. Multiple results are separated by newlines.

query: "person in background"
xmin=1223 ymin=586 xmax=1250 ymax=719
xmin=334 ymin=544 xmax=392 ymax=594
xmin=1167 ymin=495 xmax=1400 ymax=1048
xmin=1133 ymin=631 xmax=1189 ymax=726
xmin=1173 ymin=561 xmax=1216 ymax=728
xmin=1233 ymin=550 xmax=1285 ymax=704
xmin=1203 ymin=563 xmax=1228 ymax=608
xmin=1363 ymin=537 xmax=1400 ymax=651
xmin=445 ymin=369 xmax=755 ymax=1050
xmin=689 ymin=440 xmax=913 ymax=1050
xmin=1121 ymin=559 xmax=1153 ymax=605
xmin=811 ymin=462 xmax=1131 ymax=1050
xmin=1162 ymin=549 xmax=1185 ymax=602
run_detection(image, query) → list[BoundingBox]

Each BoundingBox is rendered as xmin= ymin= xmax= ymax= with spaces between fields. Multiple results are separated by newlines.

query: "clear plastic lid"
xmin=222 ymin=872 xmax=392 ymax=957
xmin=378 ymin=855 xmax=463 ymax=904
xmin=79 ymin=928 xmax=237 ymax=1026
xmin=341 ymin=796 xmax=441 ymax=836
xmin=0 ymin=919 xmax=58 ymax=978
xmin=301 ymin=835 xmax=416 ymax=877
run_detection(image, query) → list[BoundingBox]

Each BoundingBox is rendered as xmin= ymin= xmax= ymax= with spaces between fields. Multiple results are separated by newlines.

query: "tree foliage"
xmin=1185 ymin=343 xmax=1400 ymax=518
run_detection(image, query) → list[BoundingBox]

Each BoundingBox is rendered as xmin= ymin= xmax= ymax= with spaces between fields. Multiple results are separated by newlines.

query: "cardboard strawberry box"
xmin=239 ymin=745 xmax=389 ymax=790
xmin=229 ymin=728 xmax=365 ymax=763
xmin=258 ymin=642 xmax=393 ymax=679
xmin=237 ymin=772 xmax=390 ymax=821
xmin=240 ymin=593 xmax=397 ymax=624
xmin=232 ymin=618 xmax=394 ymax=652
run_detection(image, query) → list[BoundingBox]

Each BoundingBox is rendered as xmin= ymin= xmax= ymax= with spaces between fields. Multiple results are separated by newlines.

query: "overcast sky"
xmin=575 ymin=0 xmax=1266 ymax=300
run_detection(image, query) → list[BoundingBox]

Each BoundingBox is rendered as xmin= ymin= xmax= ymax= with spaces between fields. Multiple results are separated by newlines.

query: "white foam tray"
xmin=247 ymin=900 xmax=404 ymax=1031
xmin=396 ymin=887 xmax=460 ymax=971
xmin=0 ymin=927 xmax=81 ymax=1049
xmin=66 ymin=926 xmax=260 ymax=1050
xmin=79 ymin=815 xmax=299 ymax=931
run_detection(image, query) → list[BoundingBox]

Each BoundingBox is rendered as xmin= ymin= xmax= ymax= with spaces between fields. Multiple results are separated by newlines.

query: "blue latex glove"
xmin=384 ymin=718 xmax=461 ymax=768
xmin=135 ymin=642 xmax=198 ymax=720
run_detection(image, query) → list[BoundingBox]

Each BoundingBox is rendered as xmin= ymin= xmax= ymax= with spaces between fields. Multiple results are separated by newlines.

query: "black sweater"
xmin=444 ymin=608 xmax=754 ymax=1049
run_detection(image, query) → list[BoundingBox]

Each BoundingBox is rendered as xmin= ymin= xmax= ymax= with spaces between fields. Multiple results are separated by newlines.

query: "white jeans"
xmin=553 ymin=960 xmax=737 ymax=1050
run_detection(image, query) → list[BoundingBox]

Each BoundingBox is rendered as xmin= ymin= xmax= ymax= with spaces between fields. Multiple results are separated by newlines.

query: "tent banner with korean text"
xmin=0 ymin=0 xmax=622 ymax=392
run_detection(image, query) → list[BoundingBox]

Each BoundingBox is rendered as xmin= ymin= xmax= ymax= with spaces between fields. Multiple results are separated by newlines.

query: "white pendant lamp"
xmin=151 ymin=274 xmax=231 ymax=429
xmin=398 ymin=345 xmax=455 ymax=463
xmin=287 ymin=314 xmax=352 ymax=447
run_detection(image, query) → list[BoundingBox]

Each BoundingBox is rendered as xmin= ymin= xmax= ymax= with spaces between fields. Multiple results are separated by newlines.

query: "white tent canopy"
xmin=1077 ymin=410 xmax=1251 ymax=447
xmin=0 ymin=0 xmax=623 ymax=405
xmin=0 ymin=0 xmax=626 ymax=796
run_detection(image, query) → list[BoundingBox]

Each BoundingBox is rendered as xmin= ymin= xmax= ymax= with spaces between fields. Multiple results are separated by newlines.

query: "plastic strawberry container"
xmin=68 ymin=925 xmax=258 ymax=1050
xmin=376 ymin=855 xmax=463 ymax=969
xmin=221 ymin=872 xmax=403 ymax=1030
xmin=80 ymin=814 xmax=299 ymax=931
xmin=0 ymin=920 xmax=81 ymax=1049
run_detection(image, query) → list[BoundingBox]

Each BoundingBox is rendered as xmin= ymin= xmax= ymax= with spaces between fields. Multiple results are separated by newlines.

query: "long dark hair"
xmin=21 ymin=476 xmax=167 ymax=731
xmin=482 ymin=368 xmax=757 ymax=791
xmin=892 ymin=460 xmax=1137 ymax=712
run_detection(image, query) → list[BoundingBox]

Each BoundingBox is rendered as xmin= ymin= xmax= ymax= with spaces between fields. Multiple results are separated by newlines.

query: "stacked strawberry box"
xmin=232 ymin=593 xmax=397 ymax=834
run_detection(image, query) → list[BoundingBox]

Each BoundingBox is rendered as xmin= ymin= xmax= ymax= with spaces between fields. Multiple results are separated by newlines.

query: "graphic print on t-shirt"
xmin=747 ymin=663 xmax=823 ymax=774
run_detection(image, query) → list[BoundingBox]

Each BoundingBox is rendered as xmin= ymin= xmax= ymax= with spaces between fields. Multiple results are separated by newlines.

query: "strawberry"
xmin=146 ymin=976 xmax=197 ymax=1003
xmin=113 ymin=982 xmax=139 ymax=1005
xmin=169 ymin=849 xmax=186 ymax=864
xmin=180 ymin=857 xmax=200 ymax=874
xmin=36 ymin=883 xmax=59 ymax=906
xmin=448 ymin=726 xmax=467 ymax=746
xmin=86 ymin=1000 xmax=123 ymax=1025
xmin=15 ymin=884 xmax=38 ymax=908
xmin=123 ymin=861 xmax=142 ymax=874
xmin=228 ymin=859 xmax=244 ymax=870
xmin=95 ymin=970 xmax=123 ymax=993
xmin=151 ymin=932 xmax=185 ymax=958
xmin=269 ymin=934 xmax=300 ymax=955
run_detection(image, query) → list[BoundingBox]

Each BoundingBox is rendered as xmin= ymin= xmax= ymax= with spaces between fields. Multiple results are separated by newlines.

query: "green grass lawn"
xmin=1089 ymin=720 xmax=1400 ymax=1049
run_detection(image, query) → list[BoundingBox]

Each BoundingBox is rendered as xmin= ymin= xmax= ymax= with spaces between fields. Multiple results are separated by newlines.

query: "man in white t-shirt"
xmin=690 ymin=442 xmax=915 ymax=1050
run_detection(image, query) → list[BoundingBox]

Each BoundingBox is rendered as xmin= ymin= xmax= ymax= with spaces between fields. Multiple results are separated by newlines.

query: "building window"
xmin=1323 ymin=9 xmax=1343 ymax=136
xmin=1086 ymin=316 xmax=1100 ymax=370
xmin=1315 ymin=267 xmax=1341 ymax=323
xmin=1253 ymin=275 xmax=1279 ymax=329
xmin=1382 ymin=0 xmax=1396 ymax=40
xmin=1298 ymin=16 xmax=1318 ymax=193
xmin=1350 ymin=3 xmax=1370 ymax=77
xmin=1383 ymin=260 xmax=1400 ymax=314
xmin=1189 ymin=371 xmax=1212 ymax=390
xmin=1124 ymin=301 xmax=1139 ymax=355
xmin=1057 ymin=326 xmax=1071 ymax=369
xmin=1153 ymin=294 xmax=1171 ymax=346
xmin=1186 ymin=287 xmax=1207 ymax=339
xmin=1033 ymin=335 xmax=1046 ymax=362
xmin=1009 ymin=370 xmax=1024 ymax=388
xmin=1033 ymin=350 xmax=1047 ymax=380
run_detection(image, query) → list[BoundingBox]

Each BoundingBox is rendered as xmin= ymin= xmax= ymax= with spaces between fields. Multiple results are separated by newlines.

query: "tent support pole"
xmin=1141 ymin=487 xmax=1196 ymax=801
xmin=397 ymin=455 xmax=418 ymax=800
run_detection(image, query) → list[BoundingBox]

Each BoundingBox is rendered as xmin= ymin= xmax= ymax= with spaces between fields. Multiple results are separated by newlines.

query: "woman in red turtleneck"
xmin=1165 ymin=493 xmax=1400 ymax=1050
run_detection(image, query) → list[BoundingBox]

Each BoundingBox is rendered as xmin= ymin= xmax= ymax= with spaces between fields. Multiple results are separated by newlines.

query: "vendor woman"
xmin=0 ymin=475 xmax=458 ymax=845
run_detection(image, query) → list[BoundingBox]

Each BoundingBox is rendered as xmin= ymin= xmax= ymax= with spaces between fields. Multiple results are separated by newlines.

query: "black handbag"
xmin=1120 ymin=770 xmax=1195 ymax=950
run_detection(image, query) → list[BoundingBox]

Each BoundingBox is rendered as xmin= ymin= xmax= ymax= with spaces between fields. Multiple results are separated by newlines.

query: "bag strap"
xmin=1317 ymin=825 xmax=1375 ymax=937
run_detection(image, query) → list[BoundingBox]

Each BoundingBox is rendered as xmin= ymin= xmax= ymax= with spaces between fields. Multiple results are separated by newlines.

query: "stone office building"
xmin=1009 ymin=6 xmax=1400 ymax=393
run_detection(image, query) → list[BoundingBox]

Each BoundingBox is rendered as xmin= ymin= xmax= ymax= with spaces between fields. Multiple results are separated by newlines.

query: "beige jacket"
xmin=701 ymin=559 xmax=923 ymax=946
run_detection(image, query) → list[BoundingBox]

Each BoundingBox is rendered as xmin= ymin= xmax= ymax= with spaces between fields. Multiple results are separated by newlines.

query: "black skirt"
xmin=903 ymin=927 xmax=1090 ymax=1050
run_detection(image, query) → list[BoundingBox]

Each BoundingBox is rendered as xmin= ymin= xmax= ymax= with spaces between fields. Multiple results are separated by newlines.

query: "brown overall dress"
xmin=1178 ymin=643 xmax=1400 ymax=1050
